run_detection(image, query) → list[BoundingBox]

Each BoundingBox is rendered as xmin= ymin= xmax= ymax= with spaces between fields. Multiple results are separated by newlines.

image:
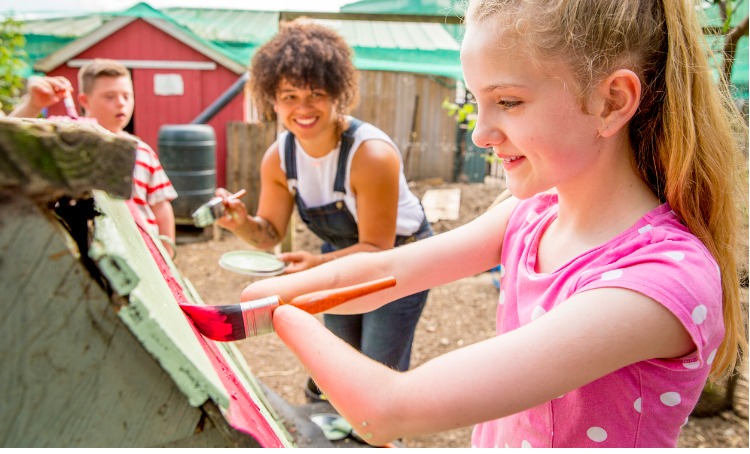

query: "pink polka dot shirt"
xmin=472 ymin=194 xmax=723 ymax=448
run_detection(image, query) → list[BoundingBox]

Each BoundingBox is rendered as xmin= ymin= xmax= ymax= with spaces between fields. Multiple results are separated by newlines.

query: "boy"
xmin=78 ymin=59 xmax=177 ymax=254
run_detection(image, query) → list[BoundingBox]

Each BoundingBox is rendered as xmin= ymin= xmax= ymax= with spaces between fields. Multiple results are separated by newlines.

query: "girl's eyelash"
xmin=498 ymin=100 xmax=521 ymax=108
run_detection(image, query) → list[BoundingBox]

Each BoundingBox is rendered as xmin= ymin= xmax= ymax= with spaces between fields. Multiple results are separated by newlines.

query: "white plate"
xmin=219 ymin=250 xmax=285 ymax=276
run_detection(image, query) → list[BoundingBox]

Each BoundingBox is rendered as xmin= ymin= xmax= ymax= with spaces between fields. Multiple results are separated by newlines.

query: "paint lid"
xmin=219 ymin=250 xmax=285 ymax=276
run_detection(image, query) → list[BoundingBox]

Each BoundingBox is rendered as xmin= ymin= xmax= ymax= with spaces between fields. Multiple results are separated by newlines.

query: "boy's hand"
xmin=28 ymin=76 xmax=73 ymax=110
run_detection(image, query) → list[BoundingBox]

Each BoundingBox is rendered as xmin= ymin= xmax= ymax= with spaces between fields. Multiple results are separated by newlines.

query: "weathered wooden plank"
xmin=0 ymin=196 xmax=202 ymax=447
xmin=0 ymin=118 xmax=136 ymax=201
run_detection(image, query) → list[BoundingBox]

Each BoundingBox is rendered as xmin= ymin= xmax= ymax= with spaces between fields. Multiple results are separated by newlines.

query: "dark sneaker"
xmin=304 ymin=377 xmax=328 ymax=403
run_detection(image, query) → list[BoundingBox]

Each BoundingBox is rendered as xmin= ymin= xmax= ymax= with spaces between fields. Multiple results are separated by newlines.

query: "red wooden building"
xmin=35 ymin=5 xmax=247 ymax=190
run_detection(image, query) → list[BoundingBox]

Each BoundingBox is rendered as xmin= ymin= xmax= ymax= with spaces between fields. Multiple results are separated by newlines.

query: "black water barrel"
xmin=158 ymin=124 xmax=216 ymax=221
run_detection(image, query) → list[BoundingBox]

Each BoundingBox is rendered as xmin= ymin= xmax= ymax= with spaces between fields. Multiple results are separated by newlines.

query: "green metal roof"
xmin=21 ymin=2 xmax=464 ymax=80
xmin=18 ymin=0 xmax=749 ymax=96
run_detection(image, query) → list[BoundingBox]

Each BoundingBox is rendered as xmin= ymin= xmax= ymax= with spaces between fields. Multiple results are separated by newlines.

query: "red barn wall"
xmin=45 ymin=18 xmax=244 ymax=188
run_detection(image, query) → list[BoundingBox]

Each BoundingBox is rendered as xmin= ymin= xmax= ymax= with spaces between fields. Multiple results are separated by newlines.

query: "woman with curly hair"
xmin=214 ymin=18 xmax=432 ymax=402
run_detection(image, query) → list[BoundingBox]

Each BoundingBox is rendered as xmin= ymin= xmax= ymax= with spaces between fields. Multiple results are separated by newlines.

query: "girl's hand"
xmin=278 ymin=250 xmax=324 ymax=274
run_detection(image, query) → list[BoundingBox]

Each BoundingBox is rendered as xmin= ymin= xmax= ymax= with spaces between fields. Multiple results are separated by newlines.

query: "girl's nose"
xmin=471 ymin=113 xmax=504 ymax=149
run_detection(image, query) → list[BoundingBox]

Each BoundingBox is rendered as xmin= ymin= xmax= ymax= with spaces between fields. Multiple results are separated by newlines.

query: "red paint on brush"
xmin=181 ymin=276 xmax=398 ymax=342
xmin=180 ymin=303 xmax=246 ymax=342
xmin=126 ymin=200 xmax=286 ymax=448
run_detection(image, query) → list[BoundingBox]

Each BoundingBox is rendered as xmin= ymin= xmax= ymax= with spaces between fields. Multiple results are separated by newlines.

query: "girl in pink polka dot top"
xmin=241 ymin=0 xmax=747 ymax=447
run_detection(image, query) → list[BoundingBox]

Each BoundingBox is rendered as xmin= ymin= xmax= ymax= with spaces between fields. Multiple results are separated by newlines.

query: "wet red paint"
xmin=126 ymin=200 xmax=285 ymax=448
xmin=178 ymin=304 xmax=239 ymax=342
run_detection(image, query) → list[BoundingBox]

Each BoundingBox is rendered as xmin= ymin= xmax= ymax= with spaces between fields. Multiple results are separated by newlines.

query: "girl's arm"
xmin=241 ymin=196 xmax=517 ymax=313
xmin=273 ymin=284 xmax=693 ymax=446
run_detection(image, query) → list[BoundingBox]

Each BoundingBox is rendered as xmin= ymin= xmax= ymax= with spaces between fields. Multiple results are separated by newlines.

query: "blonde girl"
xmin=241 ymin=0 xmax=747 ymax=447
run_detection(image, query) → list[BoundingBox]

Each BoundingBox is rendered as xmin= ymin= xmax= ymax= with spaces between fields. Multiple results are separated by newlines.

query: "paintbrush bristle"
xmin=191 ymin=198 xmax=224 ymax=228
xmin=180 ymin=304 xmax=246 ymax=341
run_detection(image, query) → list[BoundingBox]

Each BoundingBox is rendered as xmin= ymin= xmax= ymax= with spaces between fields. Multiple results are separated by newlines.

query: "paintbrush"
xmin=63 ymin=91 xmax=78 ymax=118
xmin=181 ymin=276 xmax=397 ymax=341
xmin=191 ymin=189 xmax=247 ymax=228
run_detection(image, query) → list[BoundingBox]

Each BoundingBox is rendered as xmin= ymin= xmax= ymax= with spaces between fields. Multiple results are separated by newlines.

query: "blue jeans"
xmin=319 ymin=219 xmax=432 ymax=371
xmin=323 ymin=288 xmax=429 ymax=371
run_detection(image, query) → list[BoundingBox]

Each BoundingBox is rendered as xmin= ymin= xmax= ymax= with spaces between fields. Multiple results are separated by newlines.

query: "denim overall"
xmin=284 ymin=118 xmax=432 ymax=372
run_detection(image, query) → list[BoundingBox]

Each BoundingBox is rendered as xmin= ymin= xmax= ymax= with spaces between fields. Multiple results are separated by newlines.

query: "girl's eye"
xmin=498 ymin=100 xmax=521 ymax=109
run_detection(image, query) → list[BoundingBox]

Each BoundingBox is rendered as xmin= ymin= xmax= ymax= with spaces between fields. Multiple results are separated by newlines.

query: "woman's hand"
xmin=214 ymin=187 xmax=249 ymax=231
xmin=278 ymin=250 xmax=325 ymax=274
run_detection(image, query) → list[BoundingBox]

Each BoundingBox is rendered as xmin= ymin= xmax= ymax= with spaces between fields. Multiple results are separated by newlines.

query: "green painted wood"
xmin=91 ymin=190 xmax=229 ymax=409
xmin=0 ymin=196 xmax=202 ymax=447
xmin=0 ymin=117 xmax=295 ymax=448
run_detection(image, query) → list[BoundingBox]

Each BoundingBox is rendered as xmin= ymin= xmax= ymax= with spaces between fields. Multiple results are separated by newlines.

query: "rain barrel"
xmin=158 ymin=124 xmax=216 ymax=222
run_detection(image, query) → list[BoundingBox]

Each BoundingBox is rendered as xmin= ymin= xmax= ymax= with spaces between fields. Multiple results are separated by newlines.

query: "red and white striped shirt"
xmin=128 ymin=136 xmax=177 ymax=235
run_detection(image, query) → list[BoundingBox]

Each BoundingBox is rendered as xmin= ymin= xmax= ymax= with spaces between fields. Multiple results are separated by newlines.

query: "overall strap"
xmin=333 ymin=117 xmax=364 ymax=194
xmin=284 ymin=132 xmax=298 ymax=193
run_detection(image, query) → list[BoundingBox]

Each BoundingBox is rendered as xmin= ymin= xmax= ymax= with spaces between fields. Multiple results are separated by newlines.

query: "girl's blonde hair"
xmin=466 ymin=0 xmax=747 ymax=381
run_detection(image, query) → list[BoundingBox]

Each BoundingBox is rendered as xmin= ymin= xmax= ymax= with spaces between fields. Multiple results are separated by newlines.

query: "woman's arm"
xmin=218 ymin=144 xmax=295 ymax=250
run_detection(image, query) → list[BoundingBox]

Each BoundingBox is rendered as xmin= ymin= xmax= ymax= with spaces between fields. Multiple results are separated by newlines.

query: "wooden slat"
xmin=0 ymin=196 xmax=202 ymax=447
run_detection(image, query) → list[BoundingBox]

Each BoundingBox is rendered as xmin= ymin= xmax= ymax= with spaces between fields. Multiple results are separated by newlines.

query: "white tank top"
xmin=278 ymin=120 xmax=424 ymax=236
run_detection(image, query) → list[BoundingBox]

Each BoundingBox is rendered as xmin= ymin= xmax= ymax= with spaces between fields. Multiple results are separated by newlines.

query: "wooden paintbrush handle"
xmin=284 ymin=276 xmax=397 ymax=314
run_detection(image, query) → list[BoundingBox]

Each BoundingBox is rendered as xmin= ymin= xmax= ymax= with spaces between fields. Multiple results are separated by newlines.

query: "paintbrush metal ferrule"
xmin=239 ymin=296 xmax=280 ymax=337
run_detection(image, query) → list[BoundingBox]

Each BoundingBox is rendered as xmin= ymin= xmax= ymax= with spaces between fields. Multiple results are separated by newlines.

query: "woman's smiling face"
xmin=461 ymin=18 xmax=604 ymax=200
xmin=273 ymin=80 xmax=338 ymax=142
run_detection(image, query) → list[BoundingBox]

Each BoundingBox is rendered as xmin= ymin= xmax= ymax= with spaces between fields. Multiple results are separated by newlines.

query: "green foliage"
xmin=441 ymin=98 xmax=476 ymax=131
xmin=0 ymin=17 xmax=28 ymax=114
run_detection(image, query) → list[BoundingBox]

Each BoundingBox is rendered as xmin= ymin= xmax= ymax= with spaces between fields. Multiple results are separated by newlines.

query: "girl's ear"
xmin=596 ymin=69 xmax=641 ymax=138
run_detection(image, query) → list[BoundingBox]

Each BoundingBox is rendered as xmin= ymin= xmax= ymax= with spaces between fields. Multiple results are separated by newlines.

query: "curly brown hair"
xmin=249 ymin=18 xmax=359 ymax=122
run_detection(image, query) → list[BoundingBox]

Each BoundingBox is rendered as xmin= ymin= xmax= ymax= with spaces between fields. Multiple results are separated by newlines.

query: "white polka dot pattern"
xmin=682 ymin=360 xmax=701 ymax=370
xmin=662 ymin=251 xmax=685 ymax=261
xmin=691 ymin=305 xmax=708 ymax=324
xmin=601 ymin=269 xmax=624 ymax=281
xmin=531 ymin=305 xmax=546 ymax=321
xmin=707 ymin=349 xmax=717 ymax=365
xmin=660 ymin=392 xmax=682 ymax=407
xmin=587 ymin=427 xmax=608 ymax=442
xmin=471 ymin=195 xmax=723 ymax=448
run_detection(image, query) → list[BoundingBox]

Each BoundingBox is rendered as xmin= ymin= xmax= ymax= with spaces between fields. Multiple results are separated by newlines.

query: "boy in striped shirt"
xmin=78 ymin=59 xmax=177 ymax=255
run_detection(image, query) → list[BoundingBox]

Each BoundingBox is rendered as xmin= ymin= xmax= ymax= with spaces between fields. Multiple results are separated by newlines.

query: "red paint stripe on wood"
xmin=125 ymin=200 xmax=285 ymax=448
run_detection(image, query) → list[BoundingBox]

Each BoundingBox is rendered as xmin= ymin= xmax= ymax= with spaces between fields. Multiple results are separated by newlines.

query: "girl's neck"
xmin=536 ymin=152 xmax=660 ymax=273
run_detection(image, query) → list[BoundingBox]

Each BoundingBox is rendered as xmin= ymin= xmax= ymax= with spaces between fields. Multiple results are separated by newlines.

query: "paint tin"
xmin=219 ymin=250 xmax=285 ymax=276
